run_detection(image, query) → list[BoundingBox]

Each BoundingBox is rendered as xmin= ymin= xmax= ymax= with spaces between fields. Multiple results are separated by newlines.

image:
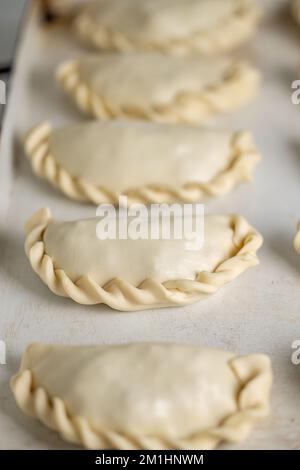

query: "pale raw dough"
xmin=73 ymin=0 xmax=261 ymax=55
xmin=57 ymin=53 xmax=260 ymax=124
xmin=24 ymin=120 xmax=260 ymax=204
xmin=44 ymin=216 xmax=236 ymax=285
xmin=24 ymin=208 xmax=263 ymax=310
xmin=11 ymin=342 xmax=272 ymax=450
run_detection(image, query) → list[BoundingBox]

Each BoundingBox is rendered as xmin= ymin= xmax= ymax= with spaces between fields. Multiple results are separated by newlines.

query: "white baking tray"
xmin=0 ymin=0 xmax=300 ymax=450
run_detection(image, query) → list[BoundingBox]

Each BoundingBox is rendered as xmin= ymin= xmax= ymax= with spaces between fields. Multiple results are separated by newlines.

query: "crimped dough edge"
xmin=73 ymin=0 xmax=262 ymax=56
xmin=56 ymin=58 xmax=260 ymax=124
xmin=24 ymin=122 xmax=261 ymax=205
xmin=24 ymin=208 xmax=263 ymax=311
xmin=10 ymin=345 xmax=272 ymax=450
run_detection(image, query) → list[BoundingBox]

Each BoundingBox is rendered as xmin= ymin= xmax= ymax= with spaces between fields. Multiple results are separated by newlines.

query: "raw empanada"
xmin=24 ymin=120 xmax=260 ymax=205
xmin=57 ymin=54 xmax=260 ymax=124
xmin=294 ymin=222 xmax=300 ymax=254
xmin=11 ymin=342 xmax=272 ymax=450
xmin=25 ymin=208 xmax=263 ymax=311
xmin=73 ymin=0 xmax=261 ymax=56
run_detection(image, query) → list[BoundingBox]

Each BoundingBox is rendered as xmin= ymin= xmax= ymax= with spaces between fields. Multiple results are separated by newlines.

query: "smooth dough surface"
xmin=24 ymin=120 xmax=260 ymax=204
xmin=74 ymin=0 xmax=261 ymax=55
xmin=44 ymin=215 xmax=235 ymax=285
xmin=11 ymin=342 xmax=272 ymax=449
xmin=50 ymin=122 xmax=236 ymax=189
xmin=57 ymin=53 xmax=260 ymax=123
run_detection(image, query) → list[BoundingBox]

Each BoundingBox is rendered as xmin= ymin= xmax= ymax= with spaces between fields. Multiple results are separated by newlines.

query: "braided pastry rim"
xmin=24 ymin=208 xmax=263 ymax=311
xmin=56 ymin=58 xmax=260 ymax=124
xmin=73 ymin=0 xmax=262 ymax=56
xmin=24 ymin=122 xmax=261 ymax=205
xmin=10 ymin=347 xmax=272 ymax=450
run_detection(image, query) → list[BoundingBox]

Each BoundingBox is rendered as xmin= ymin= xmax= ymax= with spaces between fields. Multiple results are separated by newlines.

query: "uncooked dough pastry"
xmin=24 ymin=208 xmax=263 ymax=311
xmin=73 ymin=0 xmax=261 ymax=56
xmin=292 ymin=0 xmax=300 ymax=25
xmin=24 ymin=121 xmax=261 ymax=204
xmin=294 ymin=222 xmax=300 ymax=254
xmin=11 ymin=342 xmax=272 ymax=450
xmin=57 ymin=54 xmax=260 ymax=124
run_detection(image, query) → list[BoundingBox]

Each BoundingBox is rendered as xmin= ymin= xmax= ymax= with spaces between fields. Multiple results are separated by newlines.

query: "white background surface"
xmin=0 ymin=0 xmax=300 ymax=450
